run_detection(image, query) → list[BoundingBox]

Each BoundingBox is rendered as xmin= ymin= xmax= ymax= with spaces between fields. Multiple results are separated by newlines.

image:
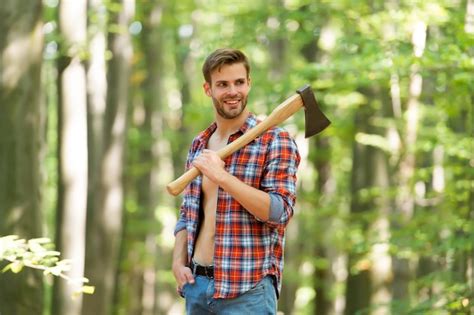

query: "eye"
xmin=236 ymin=79 xmax=245 ymax=85
xmin=216 ymin=82 xmax=227 ymax=88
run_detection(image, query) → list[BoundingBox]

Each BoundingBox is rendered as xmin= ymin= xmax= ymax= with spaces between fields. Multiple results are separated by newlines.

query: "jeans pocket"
xmin=246 ymin=277 xmax=268 ymax=295
xmin=181 ymin=283 xmax=190 ymax=297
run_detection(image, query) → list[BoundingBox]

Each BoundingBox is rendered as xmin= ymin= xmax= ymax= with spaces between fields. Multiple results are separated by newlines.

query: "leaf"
xmin=29 ymin=241 xmax=46 ymax=253
xmin=2 ymin=263 xmax=13 ymax=273
xmin=71 ymin=285 xmax=95 ymax=299
xmin=10 ymin=261 xmax=24 ymax=273
xmin=28 ymin=237 xmax=52 ymax=244
xmin=82 ymin=285 xmax=95 ymax=294
xmin=48 ymin=266 xmax=63 ymax=276
xmin=44 ymin=251 xmax=61 ymax=257
xmin=56 ymin=259 xmax=72 ymax=266
xmin=1 ymin=235 xmax=19 ymax=242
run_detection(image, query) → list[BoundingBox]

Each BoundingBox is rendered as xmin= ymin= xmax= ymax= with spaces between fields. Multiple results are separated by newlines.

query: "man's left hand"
xmin=192 ymin=149 xmax=226 ymax=184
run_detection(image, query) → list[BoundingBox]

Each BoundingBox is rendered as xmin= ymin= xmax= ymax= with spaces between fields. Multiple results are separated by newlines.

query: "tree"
xmin=115 ymin=1 xmax=167 ymax=313
xmin=82 ymin=1 xmax=135 ymax=314
xmin=52 ymin=1 xmax=89 ymax=314
xmin=0 ymin=1 xmax=45 ymax=314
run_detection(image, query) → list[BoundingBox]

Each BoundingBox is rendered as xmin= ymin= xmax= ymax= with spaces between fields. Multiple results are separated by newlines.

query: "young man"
xmin=172 ymin=48 xmax=300 ymax=314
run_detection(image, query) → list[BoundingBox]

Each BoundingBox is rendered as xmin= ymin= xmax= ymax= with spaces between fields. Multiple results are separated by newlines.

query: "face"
xmin=203 ymin=63 xmax=251 ymax=120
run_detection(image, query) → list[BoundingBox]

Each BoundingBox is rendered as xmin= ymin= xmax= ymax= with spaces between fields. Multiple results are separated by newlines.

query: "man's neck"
xmin=214 ymin=109 xmax=249 ymax=139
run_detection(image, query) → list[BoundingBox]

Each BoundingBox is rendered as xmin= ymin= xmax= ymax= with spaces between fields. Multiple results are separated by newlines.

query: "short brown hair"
xmin=202 ymin=48 xmax=250 ymax=84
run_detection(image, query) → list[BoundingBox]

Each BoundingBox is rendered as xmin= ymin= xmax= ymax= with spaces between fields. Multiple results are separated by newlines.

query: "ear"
xmin=203 ymin=82 xmax=212 ymax=97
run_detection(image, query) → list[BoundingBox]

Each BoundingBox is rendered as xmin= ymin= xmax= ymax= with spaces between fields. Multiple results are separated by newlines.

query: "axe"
xmin=166 ymin=84 xmax=330 ymax=196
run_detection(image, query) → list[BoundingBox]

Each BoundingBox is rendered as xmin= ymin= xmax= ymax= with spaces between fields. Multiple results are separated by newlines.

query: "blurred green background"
xmin=1 ymin=0 xmax=473 ymax=314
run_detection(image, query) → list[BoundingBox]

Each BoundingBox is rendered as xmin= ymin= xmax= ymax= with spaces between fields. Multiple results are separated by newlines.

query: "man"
xmin=172 ymin=48 xmax=300 ymax=314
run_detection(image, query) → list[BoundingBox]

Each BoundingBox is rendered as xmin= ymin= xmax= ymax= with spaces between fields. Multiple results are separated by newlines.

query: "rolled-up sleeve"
xmin=261 ymin=130 xmax=300 ymax=228
xmin=268 ymin=193 xmax=284 ymax=222
xmin=173 ymin=143 xmax=197 ymax=236
xmin=174 ymin=213 xmax=186 ymax=235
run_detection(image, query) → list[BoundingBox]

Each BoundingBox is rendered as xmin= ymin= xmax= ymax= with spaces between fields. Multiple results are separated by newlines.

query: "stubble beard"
xmin=212 ymin=95 xmax=248 ymax=120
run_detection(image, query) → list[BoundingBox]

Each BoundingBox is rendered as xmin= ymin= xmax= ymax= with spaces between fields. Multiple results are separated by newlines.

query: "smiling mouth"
xmin=224 ymin=99 xmax=240 ymax=106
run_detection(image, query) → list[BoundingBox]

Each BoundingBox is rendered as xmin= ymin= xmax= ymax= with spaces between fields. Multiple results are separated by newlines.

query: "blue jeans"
xmin=182 ymin=275 xmax=277 ymax=315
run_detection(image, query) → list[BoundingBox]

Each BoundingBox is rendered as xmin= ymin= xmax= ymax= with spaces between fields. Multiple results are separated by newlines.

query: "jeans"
xmin=182 ymin=275 xmax=277 ymax=315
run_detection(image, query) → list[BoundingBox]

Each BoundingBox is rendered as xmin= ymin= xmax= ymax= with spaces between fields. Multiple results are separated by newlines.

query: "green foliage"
xmin=33 ymin=0 xmax=474 ymax=313
xmin=0 ymin=235 xmax=94 ymax=297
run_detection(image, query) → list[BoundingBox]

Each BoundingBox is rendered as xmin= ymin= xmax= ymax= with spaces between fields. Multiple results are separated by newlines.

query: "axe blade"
xmin=297 ymin=84 xmax=331 ymax=138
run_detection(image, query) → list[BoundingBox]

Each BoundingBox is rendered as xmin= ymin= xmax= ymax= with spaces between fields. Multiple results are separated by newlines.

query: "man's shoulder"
xmin=251 ymin=127 xmax=297 ymax=158
xmin=263 ymin=126 xmax=295 ymax=142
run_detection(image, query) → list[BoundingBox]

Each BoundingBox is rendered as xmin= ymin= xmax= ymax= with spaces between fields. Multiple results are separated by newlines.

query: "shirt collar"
xmin=197 ymin=113 xmax=258 ymax=147
xmin=236 ymin=112 xmax=258 ymax=135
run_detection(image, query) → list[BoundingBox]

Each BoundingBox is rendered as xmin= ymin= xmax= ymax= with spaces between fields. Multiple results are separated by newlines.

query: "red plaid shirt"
xmin=175 ymin=113 xmax=300 ymax=299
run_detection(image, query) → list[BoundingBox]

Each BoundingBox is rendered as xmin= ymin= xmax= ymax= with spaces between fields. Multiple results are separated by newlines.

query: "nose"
xmin=228 ymin=84 xmax=238 ymax=95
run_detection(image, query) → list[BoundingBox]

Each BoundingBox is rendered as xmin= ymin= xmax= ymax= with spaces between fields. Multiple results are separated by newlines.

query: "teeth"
xmin=225 ymin=100 xmax=240 ymax=104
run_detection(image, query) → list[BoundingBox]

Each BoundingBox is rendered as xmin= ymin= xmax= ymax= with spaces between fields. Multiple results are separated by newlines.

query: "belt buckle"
xmin=191 ymin=261 xmax=197 ymax=275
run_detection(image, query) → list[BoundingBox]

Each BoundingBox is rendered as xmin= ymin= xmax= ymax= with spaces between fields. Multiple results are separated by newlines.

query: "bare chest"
xmin=201 ymin=134 xmax=228 ymax=204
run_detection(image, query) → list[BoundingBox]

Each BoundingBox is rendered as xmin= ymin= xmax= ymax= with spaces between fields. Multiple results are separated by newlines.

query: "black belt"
xmin=190 ymin=260 xmax=214 ymax=278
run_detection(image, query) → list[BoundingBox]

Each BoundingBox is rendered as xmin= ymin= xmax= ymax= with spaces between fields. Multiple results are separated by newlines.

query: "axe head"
xmin=297 ymin=84 xmax=331 ymax=138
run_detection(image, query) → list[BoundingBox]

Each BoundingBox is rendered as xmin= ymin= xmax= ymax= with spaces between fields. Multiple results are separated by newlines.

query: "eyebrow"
xmin=215 ymin=78 xmax=247 ymax=84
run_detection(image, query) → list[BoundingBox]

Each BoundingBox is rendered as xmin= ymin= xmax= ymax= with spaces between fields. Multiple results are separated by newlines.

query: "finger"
xmin=179 ymin=273 xmax=188 ymax=285
xmin=177 ymin=277 xmax=188 ymax=289
xmin=193 ymin=155 xmax=203 ymax=164
xmin=184 ymin=269 xmax=195 ymax=284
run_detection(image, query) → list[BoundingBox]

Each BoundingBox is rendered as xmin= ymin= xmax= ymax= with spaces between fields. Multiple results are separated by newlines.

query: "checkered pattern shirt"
xmin=175 ymin=113 xmax=300 ymax=299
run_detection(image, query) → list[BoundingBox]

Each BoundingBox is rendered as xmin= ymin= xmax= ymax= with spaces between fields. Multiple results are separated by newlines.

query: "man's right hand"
xmin=172 ymin=230 xmax=194 ymax=295
xmin=173 ymin=264 xmax=195 ymax=291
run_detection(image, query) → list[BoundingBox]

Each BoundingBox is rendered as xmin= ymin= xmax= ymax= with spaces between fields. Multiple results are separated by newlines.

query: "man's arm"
xmin=172 ymin=229 xmax=194 ymax=289
xmin=193 ymin=130 xmax=299 ymax=225
xmin=216 ymin=170 xmax=272 ymax=221
xmin=192 ymin=149 xmax=272 ymax=221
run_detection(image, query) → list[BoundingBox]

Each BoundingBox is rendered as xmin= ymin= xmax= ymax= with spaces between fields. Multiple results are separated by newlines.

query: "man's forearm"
xmin=173 ymin=229 xmax=188 ymax=267
xmin=217 ymin=172 xmax=271 ymax=221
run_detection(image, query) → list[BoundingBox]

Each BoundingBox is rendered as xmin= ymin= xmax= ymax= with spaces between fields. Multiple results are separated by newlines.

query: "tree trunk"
xmin=463 ymin=5 xmax=473 ymax=313
xmin=392 ymin=20 xmax=426 ymax=304
xmin=313 ymin=135 xmax=338 ymax=315
xmin=171 ymin=30 xmax=194 ymax=187
xmin=465 ymin=0 xmax=474 ymax=34
xmin=140 ymin=3 xmax=167 ymax=314
xmin=52 ymin=1 xmax=88 ymax=315
xmin=115 ymin=1 xmax=166 ymax=314
xmin=368 ymin=106 xmax=392 ymax=315
xmin=86 ymin=0 xmax=107 ymax=250
xmin=0 ymin=1 xmax=45 ymax=314
xmin=345 ymin=91 xmax=375 ymax=314
xmin=298 ymin=7 xmax=343 ymax=314
xmin=82 ymin=1 xmax=134 ymax=314
xmin=267 ymin=0 xmax=287 ymax=81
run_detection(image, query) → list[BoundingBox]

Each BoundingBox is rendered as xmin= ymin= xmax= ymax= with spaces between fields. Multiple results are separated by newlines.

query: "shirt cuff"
xmin=174 ymin=219 xmax=186 ymax=236
xmin=269 ymin=193 xmax=284 ymax=223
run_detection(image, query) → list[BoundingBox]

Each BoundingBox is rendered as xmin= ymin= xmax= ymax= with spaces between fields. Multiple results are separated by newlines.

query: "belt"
xmin=190 ymin=260 xmax=214 ymax=278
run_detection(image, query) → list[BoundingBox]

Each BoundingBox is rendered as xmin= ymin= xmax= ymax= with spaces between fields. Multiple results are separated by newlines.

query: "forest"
xmin=1 ymin=0 xmax=473 ymax=314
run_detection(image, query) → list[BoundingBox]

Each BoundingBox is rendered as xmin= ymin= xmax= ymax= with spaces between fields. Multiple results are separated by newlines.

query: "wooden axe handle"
xmin=166 ymin=93 xmax=303 ymax=196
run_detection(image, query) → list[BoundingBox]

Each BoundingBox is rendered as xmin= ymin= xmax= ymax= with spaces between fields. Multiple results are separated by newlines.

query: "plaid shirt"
xmin=175 ymin=113 xmax=300 ymax=299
